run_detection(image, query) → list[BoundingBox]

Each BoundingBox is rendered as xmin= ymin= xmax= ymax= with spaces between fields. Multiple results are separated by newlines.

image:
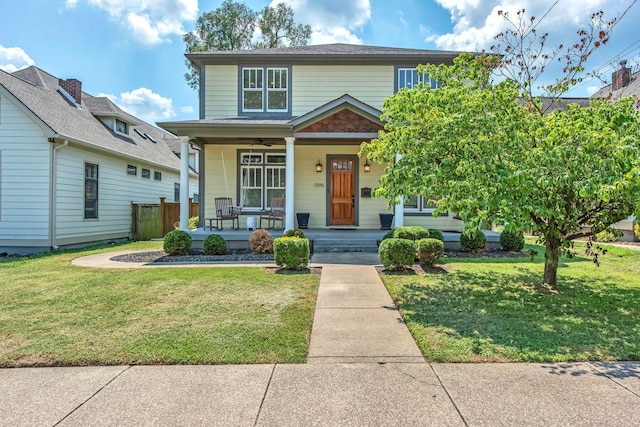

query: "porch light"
xmin=316 ymin=161 xmax=323 ymax=173
xmin=363 ymin=159 xmax=371 ymax=173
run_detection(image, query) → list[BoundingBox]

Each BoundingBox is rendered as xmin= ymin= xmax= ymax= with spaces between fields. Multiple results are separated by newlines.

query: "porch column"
xmin=180 ymin=139 xmax=190 ymax=231
xmin=285 ymin=137 xmax=295 ymax=230
xmin=395 ymin=154 xmax=404 ymax=227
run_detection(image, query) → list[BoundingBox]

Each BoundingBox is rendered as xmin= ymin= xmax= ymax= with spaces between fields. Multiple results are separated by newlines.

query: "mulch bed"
xmin=111 ymin=250 xmax=322 ymax=275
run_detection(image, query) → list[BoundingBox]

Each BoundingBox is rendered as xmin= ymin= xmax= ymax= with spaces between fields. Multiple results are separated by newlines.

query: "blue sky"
xmin=1 ymin=0 xmax=638 ymax=125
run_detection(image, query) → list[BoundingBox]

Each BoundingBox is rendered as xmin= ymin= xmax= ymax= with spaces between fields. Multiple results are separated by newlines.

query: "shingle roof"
xmin=591 ymin=71 xmax=640 ymax=103
xmin=0 ymin=66 xmax=188 ymax=172
xmin=187 ymin=43 xmax=469 ymax=66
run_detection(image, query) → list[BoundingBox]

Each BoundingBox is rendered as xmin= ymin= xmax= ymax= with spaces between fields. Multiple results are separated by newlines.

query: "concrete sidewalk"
xmin=2 ymin=362 xmax=638 ymax=426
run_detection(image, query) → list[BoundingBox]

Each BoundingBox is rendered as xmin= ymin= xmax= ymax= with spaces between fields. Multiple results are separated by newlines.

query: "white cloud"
xmin=0 ymin=46 xmax=35 ymax=73
xmin=271 ymin=0 xmax=370 ymax=44
xmin=65 ymin=0 xmax=79 ymax=7
xmin=430 ymin=0 xmax=616 ymax=52
xmin=100 ymin=88 xmax=176 ymax=123
xmin=68 ymin=0 xmax=198 ymax=46
xmin=586 ymin=85 xmax=601 ymax=95
xmin=179 ymin=105 xmax=194 ymax=114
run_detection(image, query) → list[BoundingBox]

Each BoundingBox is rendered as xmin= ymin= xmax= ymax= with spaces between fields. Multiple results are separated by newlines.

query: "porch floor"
xmin=190 ymin=228 xmax=501 ymax=252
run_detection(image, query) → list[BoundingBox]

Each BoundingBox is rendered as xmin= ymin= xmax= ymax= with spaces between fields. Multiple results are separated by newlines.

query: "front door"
xmin=329 ymin=158 xmax=355 ymax=225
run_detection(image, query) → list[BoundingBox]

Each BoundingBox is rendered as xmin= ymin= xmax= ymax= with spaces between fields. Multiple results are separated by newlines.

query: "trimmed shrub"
xmin=249 ymin=229 xmax=274 ymax=254
xmin=427 ymin=228 xmax=445 ymax=242
xmin=499 ymin=229 xmax=525 ymax=252
xmin=282 ymin=228 xmax=306 ymax=238
xmin=393 ymin=226 xmax=430 ymax=241
xmin=416 ymin=238 xmax=444 ymax=266
xmin=378 ymin=238 xmax=415 ymax=271
xmin=274 ymin=237 xmax=310 ymax=270
xmin=188 ymin=216 xmax=199 ymax=230
xmin=595 ymin=227 xmax=623 ymax=242
xmin=635 ymin=222 xmax=640 ymax=240
xmin=203 ymin=234 xmax=227 ymax=255
xmin=163 ymin=229 xmax=192 ymax=255
xmin=460 ymin=228 xmax=486 ymax=252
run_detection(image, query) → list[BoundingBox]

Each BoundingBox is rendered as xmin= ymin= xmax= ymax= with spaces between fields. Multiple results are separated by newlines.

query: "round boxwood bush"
xmin=378 ymin=238 xmax=415 ymax=271
xmin=203 ymin=234 xmax=227 ymax=255
xmin=282 ymin=228 xmax=306 ymax=238
xmin=416 ymin=238 xmax=444 ymax=266
xmin=393 ymin=226 xmax=430 ymax=241
xmin=427 ymin=228 xmax=445 ymax=242
xmin=163 ymin=229 xmax=192 ymax=255
xmin=460 ymin=228 xmax=486 ymax=252
xmin=499 ymin=229 xmax=525 ymax=252
xmin=274 ymin=237 xmax=310 ymax=270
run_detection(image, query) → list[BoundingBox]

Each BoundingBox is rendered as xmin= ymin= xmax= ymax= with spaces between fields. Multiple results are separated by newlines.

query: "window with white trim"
xmin=242 ymin=67 xmax=288 ymax=113
xmin=115 ymin=118 xmax=129 ymax=135
xmin=404 ymin=195 xmax=437 ymax=214
xmin=397 ymin=68 xmax=440 ymax=91
xmin=84 ymin=163 xmax=99 ymax=219
xmin=239 ymin=152 xmax=286 ymax=210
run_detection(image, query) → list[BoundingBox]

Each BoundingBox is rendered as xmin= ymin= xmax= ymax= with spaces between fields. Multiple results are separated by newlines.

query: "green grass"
xmin=382 ymin=241 xmax=640 ymax=362
xmin=0 ymin=241 xmax=318 ymax=367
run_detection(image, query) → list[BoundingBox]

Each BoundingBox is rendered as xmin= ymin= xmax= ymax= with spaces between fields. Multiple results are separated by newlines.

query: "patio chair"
xmin=259 ymin=196 xmax=285 ymax=229
xmin=206 ymin=197 xmax=241 ymax=230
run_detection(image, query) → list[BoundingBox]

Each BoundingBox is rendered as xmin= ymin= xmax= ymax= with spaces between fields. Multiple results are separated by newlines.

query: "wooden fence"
xmin=131 ymin=197 xmax=199 ymax=240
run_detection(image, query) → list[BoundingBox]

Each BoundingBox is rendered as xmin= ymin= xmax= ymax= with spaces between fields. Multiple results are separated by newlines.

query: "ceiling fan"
xmin=252 ymin=138 xmax=272 ymax=147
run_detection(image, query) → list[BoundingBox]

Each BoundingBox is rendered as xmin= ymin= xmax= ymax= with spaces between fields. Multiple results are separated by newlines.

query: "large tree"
xmin=363 ymin=10 xmax=640 ymax=288
xmin=183 ymin=0 xmax=311 ymax=90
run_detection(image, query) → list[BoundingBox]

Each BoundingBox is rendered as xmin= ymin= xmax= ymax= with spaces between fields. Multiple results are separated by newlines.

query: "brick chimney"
xmin=611 ymin=60 xmax=631 ymax=91
xmin=58 ymin=78 xmax=82 ymax=105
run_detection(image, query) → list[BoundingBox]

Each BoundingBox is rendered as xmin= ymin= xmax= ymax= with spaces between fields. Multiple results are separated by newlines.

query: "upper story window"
xmin=241 ymin=67 xmax=289 ymax=114
xmin=115 ymin=118 xmax=129 ymax=135
xmin=397 ymin=68 xmax=440 ymax=91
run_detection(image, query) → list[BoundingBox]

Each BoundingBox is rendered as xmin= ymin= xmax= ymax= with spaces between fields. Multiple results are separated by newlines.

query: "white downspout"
xmin=179 ymin=139 xmax=190 ymax=231
xmin=395 ymin=154 xmax=404 ymax=227
xmin=284 ymin=137 xmax=295 ymax=230
xmin=50 ymin=139 xmax=68 ymax=250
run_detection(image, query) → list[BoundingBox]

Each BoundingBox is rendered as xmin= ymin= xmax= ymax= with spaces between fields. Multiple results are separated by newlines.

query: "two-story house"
xmin=0 ymin=66 xmax=198 ymax=255
xmin=159 ymin=43 xmax=466 ymax=232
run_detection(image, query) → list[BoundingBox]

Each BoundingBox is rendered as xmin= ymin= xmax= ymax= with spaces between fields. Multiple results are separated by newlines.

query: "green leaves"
xmin=366 ymin=53 xmax=640 ymax=286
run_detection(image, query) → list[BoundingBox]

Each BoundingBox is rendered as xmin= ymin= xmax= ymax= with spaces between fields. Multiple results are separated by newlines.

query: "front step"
xmin=311 ymin=238 xmax=380 ymax=253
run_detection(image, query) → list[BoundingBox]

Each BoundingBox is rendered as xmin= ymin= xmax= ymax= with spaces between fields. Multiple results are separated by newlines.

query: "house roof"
xmin=158 ymin=94 xmax=383 ymax=143
xmin=0 ymin=66 xmax=192 ymax=173
xmin=187 ymin=43 xmax=468 ymax=66
xmin=591 ymin=70 xmax=640 ymax=102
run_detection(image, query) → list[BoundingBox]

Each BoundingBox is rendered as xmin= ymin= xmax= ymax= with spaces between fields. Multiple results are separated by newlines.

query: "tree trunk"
xmin=543 ymin=239 xmax=560 ymax=287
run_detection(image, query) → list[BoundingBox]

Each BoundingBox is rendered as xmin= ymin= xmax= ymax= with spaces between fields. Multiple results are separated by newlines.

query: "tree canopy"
xmin=183 ymin=0 xmax=311 ymax=90
xmin=363 ymin=10 xmax=640 ymax=288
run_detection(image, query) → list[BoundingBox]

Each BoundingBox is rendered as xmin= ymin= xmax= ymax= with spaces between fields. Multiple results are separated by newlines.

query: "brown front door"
xmin=329 ymin=158 xmax=355 ymax=225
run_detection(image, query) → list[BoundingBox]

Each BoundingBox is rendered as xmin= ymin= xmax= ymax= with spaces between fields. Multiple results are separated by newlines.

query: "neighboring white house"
xmin=0 ymin=66 xmax=198 ymax=255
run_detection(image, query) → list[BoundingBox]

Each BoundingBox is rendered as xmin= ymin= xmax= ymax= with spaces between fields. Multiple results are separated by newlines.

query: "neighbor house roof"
xmin=591 ymin=70 xmax=640 ymax=102
xmin=0 ymin=66 xmax=192 ymax=173
xmin=187 ymin=43 xmax=468 ymax=66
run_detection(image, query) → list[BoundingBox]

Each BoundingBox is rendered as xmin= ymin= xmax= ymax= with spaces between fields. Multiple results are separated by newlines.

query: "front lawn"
xmin=382 ymin=242 xmax=640 ymax=362
xmin=0 ymin=242 xmax=318 ymax=367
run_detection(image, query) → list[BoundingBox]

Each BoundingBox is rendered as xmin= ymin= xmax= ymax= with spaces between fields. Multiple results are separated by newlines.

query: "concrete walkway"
xmin=3 ymin=251 xmax=639 ymax=425
xmin=308 ymin=265 xmax=424 ymax=363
